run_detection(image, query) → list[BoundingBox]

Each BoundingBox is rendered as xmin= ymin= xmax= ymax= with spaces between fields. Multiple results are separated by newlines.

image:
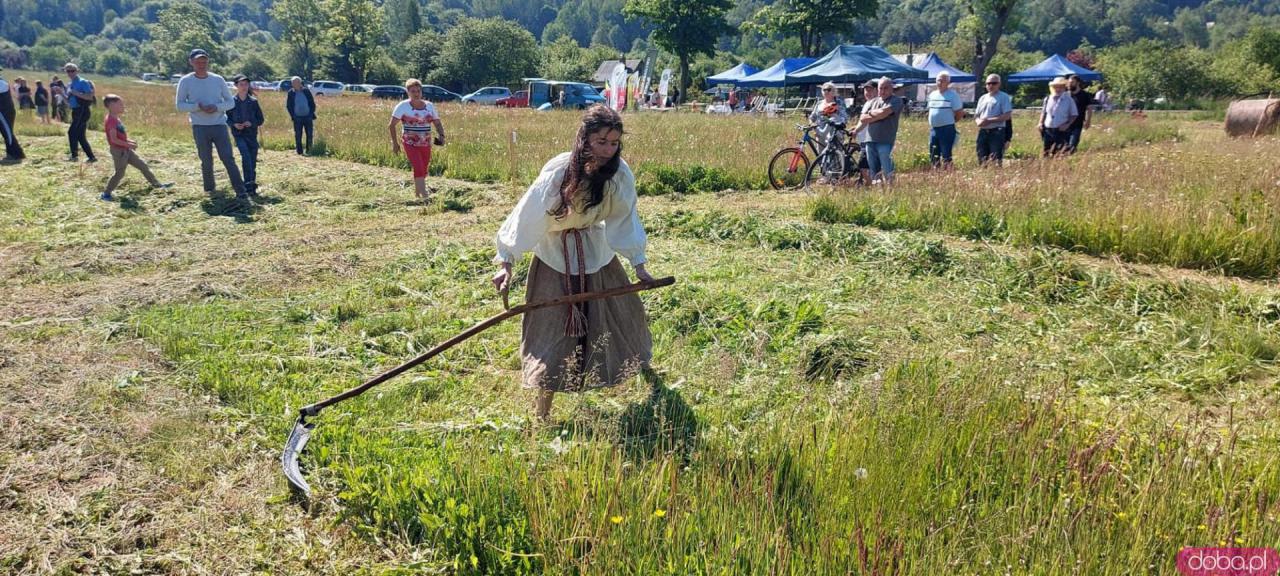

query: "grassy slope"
xmin=1 ymin=128 xmax=1278 ymax=574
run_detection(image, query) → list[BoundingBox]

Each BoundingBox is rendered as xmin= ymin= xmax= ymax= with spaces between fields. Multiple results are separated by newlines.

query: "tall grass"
xmin=811 ymin=137 xmax=1280 ymax=278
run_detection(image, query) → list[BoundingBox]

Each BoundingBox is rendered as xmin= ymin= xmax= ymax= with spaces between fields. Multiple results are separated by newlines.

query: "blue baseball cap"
xmin=188 ymin=49 xmax=209 ymax=60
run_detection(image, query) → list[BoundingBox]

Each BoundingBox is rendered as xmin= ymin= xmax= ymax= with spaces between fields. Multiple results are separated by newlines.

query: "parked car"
xmin=311 ymin=80 xmax=345 ymax=96
xmin=277 ymin=79 xmax=296 ymax=91
xmin=528 ymin=81 xmax=606 ymax=109
xmin=252 ymin=81 xmax=278 ymax=92
xmin=169 ymin=74 xmax=182 ymax=84
xmin=461 ymin=86 xmax=511 ymax=105
xmin=371 ymin=85 xmax=408 ymax=100
xmin=344 ymin=83 xmax=376 ymax=94
xmin=421 ymin=85 xmax=462 ymax=102
xmin=141 ymin=73 xmax=163 ymax=82
xmin=497 ymin=90 xmax=529 ymax=108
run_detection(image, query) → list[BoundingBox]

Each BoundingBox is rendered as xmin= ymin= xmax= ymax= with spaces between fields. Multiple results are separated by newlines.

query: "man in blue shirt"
xmin=64 ymin=63 xmax=97 ymax=163
xmin=974 ymin=74 xmax=1013 ymax=166
xmin=926 ymin=71 xmax=965 ymax=170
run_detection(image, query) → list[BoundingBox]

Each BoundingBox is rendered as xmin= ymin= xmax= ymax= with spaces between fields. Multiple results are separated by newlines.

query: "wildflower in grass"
xmin=611 ymin=515 xmax=624 ymax=524
xmin=854 ymin=467 xmax=868 ymax=480
xmin=653 ymin=509 xmax=666 ymax=518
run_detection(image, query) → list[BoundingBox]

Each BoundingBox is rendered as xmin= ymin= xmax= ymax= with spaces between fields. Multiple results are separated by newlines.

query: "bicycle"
xmin=768 ymin=123 xmax=867 ymax=190
xmin=807 ymin=125 xmax=867 ymax=187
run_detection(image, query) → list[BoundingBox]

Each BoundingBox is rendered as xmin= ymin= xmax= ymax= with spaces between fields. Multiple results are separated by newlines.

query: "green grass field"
xmin=1 ymin=90 xmax=1278 ymax=574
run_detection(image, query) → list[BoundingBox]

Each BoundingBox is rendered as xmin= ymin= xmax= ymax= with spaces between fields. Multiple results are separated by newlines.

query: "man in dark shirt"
xmin=1065 ymin=74 xmax=1094 ymax=154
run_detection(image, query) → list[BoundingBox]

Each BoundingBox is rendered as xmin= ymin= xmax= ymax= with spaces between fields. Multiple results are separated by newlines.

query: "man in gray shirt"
xmin=859 ymin=76 xmax=904 ymax=185
xmin=175 ymin=49 xmax=246 ymax=199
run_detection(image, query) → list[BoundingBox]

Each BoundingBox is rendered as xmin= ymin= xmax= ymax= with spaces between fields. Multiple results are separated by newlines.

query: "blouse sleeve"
xmin=494 ymin=155 xmax=566 ymax=264
xmin=603 ymin=160 xmax=647 ymax=267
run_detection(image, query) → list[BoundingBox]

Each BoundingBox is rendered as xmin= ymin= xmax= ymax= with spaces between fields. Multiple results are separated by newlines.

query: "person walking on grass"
xmin=226 ymin=75 xmax=264 ymax=196
xmin=0 ymin=70 xmax=25 ymax=161
xmin=1064 ymin=74 xmax=1094 ymax=154
xmin=286 ymin=77 xmax=316 ymax=155
xmin=1038 ymin=76 xmax=1078 ymax=157
xmin=926 ymin=71 xmax=965 ymax=170
xmin=491 ymin=105 xmax=656 ymax=423
xmin=101 ymin=94 xmax=172 ymax=201
xmin=34 ymin=81 xmax=50 ymax=124
xmin=974 ymin=74 xmax=1013 ymax=167
xmin=389 ymin=78 xmax=447 ymax=202
xmin=64 ymin=63 xmax=98 ymax=163
xmin=175 ymin=49 xmax=247 ymax=199
xmin=860 ymin=76 xmax=905 ymax=185
xmin=15 ymin=78 xmax=33 ymax=110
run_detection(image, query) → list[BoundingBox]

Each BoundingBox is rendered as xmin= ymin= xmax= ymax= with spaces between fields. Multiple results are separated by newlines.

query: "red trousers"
xmin=405 ymin=143 xmax=432 ymax=178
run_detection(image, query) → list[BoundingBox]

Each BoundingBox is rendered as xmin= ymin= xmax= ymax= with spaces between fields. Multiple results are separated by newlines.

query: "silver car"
xmin=461 ymin=86 xmax=511 ymax=105
xmin=311 ymin=80 xmax=346 ymax=96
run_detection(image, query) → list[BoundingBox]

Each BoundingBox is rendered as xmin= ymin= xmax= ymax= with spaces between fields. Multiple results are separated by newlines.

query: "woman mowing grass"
xmin=492 ymin=105 xmax=656 ymax=422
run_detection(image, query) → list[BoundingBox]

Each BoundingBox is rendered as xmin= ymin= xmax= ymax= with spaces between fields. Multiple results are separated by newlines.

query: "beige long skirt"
xmin=521 ymin=257 xmax=653 ymax=392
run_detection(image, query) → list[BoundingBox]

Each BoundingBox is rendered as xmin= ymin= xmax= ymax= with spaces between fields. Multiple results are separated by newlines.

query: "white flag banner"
xmin=610 ymin=64 xmax=628 ymax=110
xmin=658 ymin=68 xmax=672 ymax=107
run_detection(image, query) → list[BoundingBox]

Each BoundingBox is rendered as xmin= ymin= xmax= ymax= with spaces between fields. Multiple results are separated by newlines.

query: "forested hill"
xmin=2 ymin=0 xmax=1277 ymax=99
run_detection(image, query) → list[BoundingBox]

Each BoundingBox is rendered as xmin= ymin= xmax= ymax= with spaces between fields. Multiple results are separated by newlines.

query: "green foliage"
xmin=1095 ymin=40 xmax=1215 ymax=101
xmin=623 ymin=0 xmax=732 ymax=91
xmin=742 ymin=0 xmax=879 ymax=58
xmin=538 ymin=37 xmax=619 ymax=82
xmin=28 ymin=29 xmax=82 ymax=71
xmin=95 ymin=49 xmax=132 ymax=76
xmin=401 ymin=30 xmax=443 ymax=82
xmin=235 ymin=54 xmax=278 ymax=82
xmin=324 ymin=0 xmax=385 ymax=83
xmin=363 ymin=52 xmax=403 ymax=85
xmin=383 ymin=0 xmax=424 ymax=46
xmin=428 ymin=18 xmax=540 ymax=92
xmin=272 ymin=0 xmax=329 ymax=79
xmin=1245 ymin=27 xmax=1280 ymax=78
xmin=149 ymin=1 xmax=223 ymax=74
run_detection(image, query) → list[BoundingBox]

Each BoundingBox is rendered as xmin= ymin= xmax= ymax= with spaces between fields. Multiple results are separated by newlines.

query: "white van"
xmin=311 ymin=80 xmax=345 ymax=96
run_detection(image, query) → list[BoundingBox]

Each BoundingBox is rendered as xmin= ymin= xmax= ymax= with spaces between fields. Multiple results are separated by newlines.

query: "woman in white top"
xmin=388 ymin=78 xmax=446 ymax=201
xmin=492 ymin=105 xmax=655 ymax=421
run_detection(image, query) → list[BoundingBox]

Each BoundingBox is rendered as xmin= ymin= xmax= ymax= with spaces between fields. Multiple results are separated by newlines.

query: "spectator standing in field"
xmin=16 ymin=78 xmax=33 ymax=110
xmin=926 ymin=71 xmax=965 ymax=170
xmin=491 ymin=105 xmax=655 ymax=422
xmin=226 ymin=75 xmax=264 ymax=196
xmin=974 ymin=74 xmax=1013 ymax=166
xmin=64 ymin=63 xmax=98 ymax=163
xmin=808 ymin=81 xmax=850 ymax=184
xmin=389 ymin=78 xmax=447 ymax=202
xmin=849 ymin=80 xmax=879 ymax=184
xmin=1065 ymin=74 xmax=1094 ymax=154
xmin=175 ymin=49 xmax=247 ymax=198
xmin=285 ymin=77 xmax=316 ymax=155
xmin=0 ymin=71 xmax=26 ymax=161
xmin=859 ymin=76 xmax=905 ymax=185
xmin=50 ymin=76 xmax=68 ymax=122
xmin=1094 ymin=84 xmax=1112 ymax=112
xmin=101 ymin=94 xmax=172 ymax=201
xmin=34 ymin=81 xmax=49 ymax=124
xmin=1038 ymin=76 xmax=1078 ymax=157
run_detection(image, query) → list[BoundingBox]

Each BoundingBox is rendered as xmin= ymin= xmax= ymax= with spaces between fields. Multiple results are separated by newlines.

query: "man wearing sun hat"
xmin=175 ymin=48 xmax=246 ymax=199
xmin=1038 ymin=76 xmax=1078 ymax=157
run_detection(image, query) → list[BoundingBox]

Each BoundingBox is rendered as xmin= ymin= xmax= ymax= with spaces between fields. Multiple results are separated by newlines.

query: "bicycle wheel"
xmin=806 ymin=149 xmax=846 ymax=186
xmin=768 ymin=147 xmax=810 ymax=190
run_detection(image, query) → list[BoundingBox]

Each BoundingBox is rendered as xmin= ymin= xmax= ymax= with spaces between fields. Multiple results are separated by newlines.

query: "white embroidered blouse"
xmin=494 ymin=152 xmax=647 ymax=275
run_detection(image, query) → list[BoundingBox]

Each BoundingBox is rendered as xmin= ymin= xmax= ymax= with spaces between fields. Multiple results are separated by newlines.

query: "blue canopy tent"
xmin=786 ymin=45 xmax=928 ymax=85
xmin=705 ymin=63 xmax=760 ymax=87
xmin=736 ymin=57 xmax=817 ymax=88
xmin=895 ymin=52 xmax=975 ymax=84
xmin=1007 ymin=54 xmax=1102 ymax=84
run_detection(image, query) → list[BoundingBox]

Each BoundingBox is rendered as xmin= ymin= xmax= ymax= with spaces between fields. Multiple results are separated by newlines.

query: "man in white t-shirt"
xmin=926 ymin=71 xmax=965 ymax=170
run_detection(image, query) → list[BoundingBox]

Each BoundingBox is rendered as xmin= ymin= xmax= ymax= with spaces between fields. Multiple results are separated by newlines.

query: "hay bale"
xmin=1224 ymin=97 xmax=1280 ymax=138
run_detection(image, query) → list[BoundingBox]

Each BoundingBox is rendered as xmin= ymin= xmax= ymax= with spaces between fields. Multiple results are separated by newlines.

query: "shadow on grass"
xmin=118 ymin=195 xmax=144 ymax=212
xmin=200 ymin=189 xmax=262 ymax=223
xmin=562 ymin=369 xmax=701 ymax=464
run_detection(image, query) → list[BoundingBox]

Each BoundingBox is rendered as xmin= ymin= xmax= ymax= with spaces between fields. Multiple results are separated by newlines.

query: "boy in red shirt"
xmin=102 ymin=93 xmax=171 ymax=201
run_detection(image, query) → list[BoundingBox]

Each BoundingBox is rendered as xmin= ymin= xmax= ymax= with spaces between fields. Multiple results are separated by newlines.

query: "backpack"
xmin=75 ymin=80 xmax=97 ymax=106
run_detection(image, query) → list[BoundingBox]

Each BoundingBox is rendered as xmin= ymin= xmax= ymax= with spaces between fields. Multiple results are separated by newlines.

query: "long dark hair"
xmin=551 ymin=104 xmax=624 ymax=218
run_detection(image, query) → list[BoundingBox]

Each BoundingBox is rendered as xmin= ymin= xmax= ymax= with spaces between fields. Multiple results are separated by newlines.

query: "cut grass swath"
xmin=282 ymin=276 xmax=676 ymax=496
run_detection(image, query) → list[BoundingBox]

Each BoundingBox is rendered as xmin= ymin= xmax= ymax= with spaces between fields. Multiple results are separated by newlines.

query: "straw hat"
xmin=1049 ymin=76 xmax=1068 ymax=88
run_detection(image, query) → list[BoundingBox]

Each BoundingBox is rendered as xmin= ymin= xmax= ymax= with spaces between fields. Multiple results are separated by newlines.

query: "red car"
xmin=497 ymin=90 xmax=529 ymax=108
